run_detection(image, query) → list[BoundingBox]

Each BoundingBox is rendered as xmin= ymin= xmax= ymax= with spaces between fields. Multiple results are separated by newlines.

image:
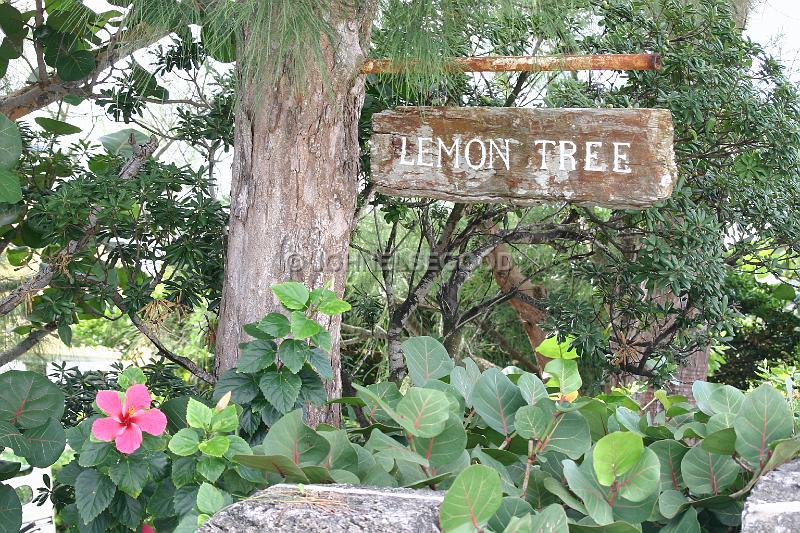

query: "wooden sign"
xmin=371 ymin=107 xmax=677 ymax=209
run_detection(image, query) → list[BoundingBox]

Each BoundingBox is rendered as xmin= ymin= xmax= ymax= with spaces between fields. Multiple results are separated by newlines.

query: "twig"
xmin=521 ymin=439 xmax=535 ymax=494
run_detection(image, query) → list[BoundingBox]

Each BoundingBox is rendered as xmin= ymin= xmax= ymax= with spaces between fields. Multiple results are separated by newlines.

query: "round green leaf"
xmin=440 ymin=464 xmax=502 ymax=532
xmin=680 ymin=446 xmax=739 ymax=496
xmin=472 ymin=368 xmax=526 ymax=436
xmin=540 ymin=411 xmax=592 ymax=460
xmin=261 ymin=409 xmax=330 ymax=466
xmin=701 ymin=428 xmax=737 ymax=455
xmin=517 ymin=372 xmax=549 ymax=406
xmin=544 ymin=359 xmax=582 ymax=395
xmin=734 ymin=384 xmax=793 ymax=469
xmin=56 ymin=50 xmax=96 ymax=81
xmin=0 ymin=114 xmax=22 ymax=170
xmin=17 ymin=419 xmax=67 ymax=467
xmin=514 ymin=405 xmax=550 ymax=440
xmin=0 ymin=370 xmax=64 ymax=429
xmin=617 ymin=447 xmax=660 ymax=502
xmin=693 ymin=381 xmax=744 ymax=416
xmin=593 ymin=432 xmax=644 ymax=486
xmin=394 ymin=387 xmax=451 ymax=437
xmin=649 ymin=439 xmax=689 ymax=491
xmin=408 ymin=415 xmax=467 ymax=467
xmin=0 ymin=484 xmax=22 ymax=533
xmin=402 ymin=336 xmax=455 ymax=386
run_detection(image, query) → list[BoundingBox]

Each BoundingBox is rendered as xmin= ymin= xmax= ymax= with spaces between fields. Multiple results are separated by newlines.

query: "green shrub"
xmin=234 ymin=336 xmax=800 ymax=532
xmin=2 ymin=284 xmax=799 ymax=533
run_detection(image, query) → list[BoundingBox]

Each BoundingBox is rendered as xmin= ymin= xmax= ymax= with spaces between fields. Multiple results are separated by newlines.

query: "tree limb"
xmin=0 ymin=31 xmax=165 ymax=119
xmin=0 ymin=323 xmax=57 ymax=367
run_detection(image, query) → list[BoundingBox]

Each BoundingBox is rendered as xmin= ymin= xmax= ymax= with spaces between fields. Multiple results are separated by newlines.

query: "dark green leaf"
xmin=56 ymin=50 xmax=96 ymax=81
xmin=0 ymin=370 xmax=64 ymax=428
xmin=0 ymin=484 xmax=21 ymax=533
xmin=34 ymin=117 xmax=81 ymax=135
xmin=75 ymin=469 xmax=116 ymax=525
xmin=277 ymin=339 xmax=311 ymax=374
xmin=259 ymin=369 xmax=302 ymax=413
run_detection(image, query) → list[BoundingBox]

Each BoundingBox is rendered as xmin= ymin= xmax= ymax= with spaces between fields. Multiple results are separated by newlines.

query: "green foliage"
xmin=232 ymin=337 xmax=799 ymax=532
xmin=0 ymin=370 xmax=66 ymax=533
xmin=213 ymin=282 xmax=348 ymax=441
xmin=712 ymin=273 xmax=800 ymax=389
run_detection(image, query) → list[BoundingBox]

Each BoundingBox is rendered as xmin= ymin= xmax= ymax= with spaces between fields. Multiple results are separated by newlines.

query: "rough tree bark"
xmin=484 ymin=242 xmax=550 ymax=374
xmin=215 ymin=6 xmax=377 ymax=427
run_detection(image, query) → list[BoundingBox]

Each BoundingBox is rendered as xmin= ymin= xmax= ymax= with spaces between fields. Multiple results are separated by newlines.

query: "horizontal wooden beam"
xmin=361 ymin=53 xmax=661 ymax=75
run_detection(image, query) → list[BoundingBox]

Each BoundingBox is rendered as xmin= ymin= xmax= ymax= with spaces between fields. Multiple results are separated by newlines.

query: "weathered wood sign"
xmin=371 ymin=107 xmax=677 ymax=209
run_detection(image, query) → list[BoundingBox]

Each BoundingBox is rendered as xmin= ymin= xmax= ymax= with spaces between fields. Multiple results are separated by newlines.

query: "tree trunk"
xmin=669 ymin=345 xmax=711 ymax=400
xmin=485 ymin=241 xmax=550 ymax=374
xmin=215 ymin=8 xmax=375 ymax=427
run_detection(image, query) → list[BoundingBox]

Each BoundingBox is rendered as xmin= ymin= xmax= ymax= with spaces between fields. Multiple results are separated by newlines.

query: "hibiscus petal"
xmin=92 ymin=417 xmax=124 ymax=441
xmin=131 ymin=408 xmax=167 ymax=436
xmin=142 ymin=525 xmax=156 ymax=533
xmin=124 ymin=384 xmax=152 ymax=412
xmin=96 ymin=390 xmax=123 ymax=418
xmin=114 ymin=424 xmax=143 ymax=454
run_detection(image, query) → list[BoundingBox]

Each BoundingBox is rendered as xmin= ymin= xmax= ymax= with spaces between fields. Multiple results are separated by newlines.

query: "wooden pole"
xmin=362 ymin=53 xmax=661 ymax=74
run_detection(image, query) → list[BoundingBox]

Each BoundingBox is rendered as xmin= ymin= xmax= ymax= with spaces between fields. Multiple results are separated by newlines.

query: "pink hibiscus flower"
xmin=142 ymin=525 xmax=155 ymax=533
xmin=91 ymin=384 xmax=168 ymax=454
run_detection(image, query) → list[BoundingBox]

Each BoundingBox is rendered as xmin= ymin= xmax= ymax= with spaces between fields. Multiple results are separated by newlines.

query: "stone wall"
xmin=198 ymin=483 xmax=444 ymax=533
xmin=742 ymin=459 xmax=800 ymax=532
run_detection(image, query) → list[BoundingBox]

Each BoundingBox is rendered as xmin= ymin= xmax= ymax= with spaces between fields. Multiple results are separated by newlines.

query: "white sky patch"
xmin=746 ymin=0 xmax=800 ymax=81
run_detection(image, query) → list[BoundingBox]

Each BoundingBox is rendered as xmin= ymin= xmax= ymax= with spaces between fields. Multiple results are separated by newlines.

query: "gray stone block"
xmin=198 ymin=484 xmax=444 ymax=533
xmin=743 ymin=459 xmax=800 ymax=532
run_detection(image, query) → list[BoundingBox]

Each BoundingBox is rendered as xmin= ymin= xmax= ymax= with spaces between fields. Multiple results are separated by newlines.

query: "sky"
xmin=747 ymin=0 xmax=800 ymax=80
